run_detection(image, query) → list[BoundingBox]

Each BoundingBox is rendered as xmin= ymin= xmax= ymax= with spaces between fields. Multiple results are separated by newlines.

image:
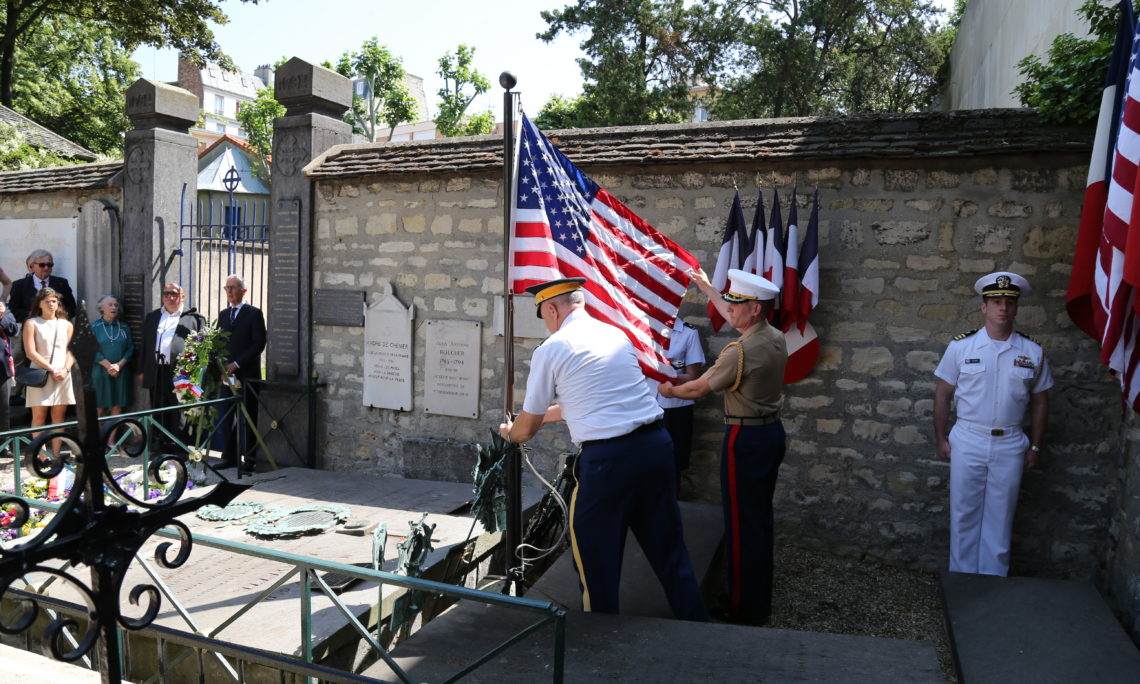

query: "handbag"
xmin=16 ymin=319 xmax=59 ymax=388
xmin=15 ymin=364 xmax=48 ymax=388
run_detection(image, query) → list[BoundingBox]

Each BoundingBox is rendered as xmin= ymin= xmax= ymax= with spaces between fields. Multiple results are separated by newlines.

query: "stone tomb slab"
xmin=34 ymin=468 xmax=539 ymax=659
xmin=940 ymin=571 xmax=1140 ymax=684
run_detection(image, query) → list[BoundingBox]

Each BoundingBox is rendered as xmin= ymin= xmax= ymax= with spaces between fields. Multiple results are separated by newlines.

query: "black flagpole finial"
xmin=499 ymin=71 xmax=517 ymax=91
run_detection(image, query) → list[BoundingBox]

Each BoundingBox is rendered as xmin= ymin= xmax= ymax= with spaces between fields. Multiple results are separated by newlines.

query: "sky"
xmin=132 ymin=0 xmax=586 ymax=122
xmin=133 ymin=0 xmax=959 ymax=123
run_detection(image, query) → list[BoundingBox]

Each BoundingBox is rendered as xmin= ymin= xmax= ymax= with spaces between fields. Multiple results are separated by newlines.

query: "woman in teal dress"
xmin=90 ymin=295 xmax=133 ymax=415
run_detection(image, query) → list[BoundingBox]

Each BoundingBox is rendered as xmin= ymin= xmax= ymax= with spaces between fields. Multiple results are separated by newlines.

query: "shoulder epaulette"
xmin=1019 ymin=332 xmax=1041 ymax=346
xmin=951 ymin=329 xmax=978 ymax=341
xmin=682 ymin=322 xmax=696 ymax=330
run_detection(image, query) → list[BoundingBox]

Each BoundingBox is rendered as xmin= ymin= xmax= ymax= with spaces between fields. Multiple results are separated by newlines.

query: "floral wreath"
xmin=173 ymin=325 xmax=231 ymax=444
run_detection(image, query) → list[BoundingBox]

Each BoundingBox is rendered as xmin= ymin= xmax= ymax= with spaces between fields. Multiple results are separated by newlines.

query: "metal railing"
xmin=1 ymin=397 xmax=248 ymax=502
xmin=4 ymin=506 xmax=567 ymax=683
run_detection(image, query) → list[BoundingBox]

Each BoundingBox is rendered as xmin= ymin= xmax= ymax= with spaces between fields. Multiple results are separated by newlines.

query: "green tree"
xmin=11 ymin=14 xmax=138 ymax=156
xmin=533 ymin=93 xmax=591 ymax=130
xmin=434 ymin=45 xmax=494 ymax=137
xmin=539 ymin=0 xmax=732 ymax=127
xmin=1014 ymin=0 xmax=1134 ymax=127
xmin=235 ymin=85 xmax=284 ymax=180
xmin=0 ymin=122 xmax=80 ymax=170
xmin=330 ymin=37 xmax=418 ymax=142
xmin=0 ymin=0 xmax=260 ymax=109
xmin=711 ymin=0 xmax=947 ymax=120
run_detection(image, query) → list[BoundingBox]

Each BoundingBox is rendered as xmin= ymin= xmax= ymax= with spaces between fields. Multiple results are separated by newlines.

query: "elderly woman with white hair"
xmin=90 ymin=294 xmax=133 ymax=416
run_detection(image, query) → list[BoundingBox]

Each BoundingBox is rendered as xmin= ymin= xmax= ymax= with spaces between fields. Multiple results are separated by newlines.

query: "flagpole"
xmin=500 ymin=71 xmax=522 ymax=591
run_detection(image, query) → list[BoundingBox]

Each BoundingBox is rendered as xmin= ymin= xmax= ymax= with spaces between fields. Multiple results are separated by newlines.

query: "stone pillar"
xmin=120 ymin=80 xmax=198 ymax=339
xmin=267 ymin=58 xmax=351 ymax=382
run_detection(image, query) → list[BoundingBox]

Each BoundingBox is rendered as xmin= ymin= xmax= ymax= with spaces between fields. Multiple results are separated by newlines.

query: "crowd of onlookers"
xmin=0 ymin=249 xmax=265 ymax=472
xmin=0 ymin=249 xmax=131 ymax=460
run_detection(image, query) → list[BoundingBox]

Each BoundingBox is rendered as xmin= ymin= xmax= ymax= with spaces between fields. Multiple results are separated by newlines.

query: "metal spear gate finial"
xmin=0 ymin=307 xmax=246 ymax=682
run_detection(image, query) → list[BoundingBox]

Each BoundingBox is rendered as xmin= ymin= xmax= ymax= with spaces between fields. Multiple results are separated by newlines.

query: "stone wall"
xmin=305 ymin=111 xmax=1128 ymax=614
xmin=1111 ymin=417 xmax=1140 ymax=641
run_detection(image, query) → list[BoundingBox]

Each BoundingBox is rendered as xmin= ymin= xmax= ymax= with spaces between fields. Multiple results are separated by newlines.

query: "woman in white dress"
xmin=23 ymin=287 xmax=75 ymax=459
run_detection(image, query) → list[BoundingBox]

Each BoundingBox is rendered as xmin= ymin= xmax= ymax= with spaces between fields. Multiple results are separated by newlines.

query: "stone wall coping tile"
xmin=305 ymin=109 xmax=1090 ymax=181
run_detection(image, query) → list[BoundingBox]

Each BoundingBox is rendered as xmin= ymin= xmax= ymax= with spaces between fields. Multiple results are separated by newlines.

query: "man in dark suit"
xmin=138 ymin=283 xmax=205 ymax=451
xmin=9 ymin=250 xmax=77 ymax=322
xmin=0 ymin=300 xmax=19 ymax=437
xmin=218 ymin=274 xmax=266 ymax=472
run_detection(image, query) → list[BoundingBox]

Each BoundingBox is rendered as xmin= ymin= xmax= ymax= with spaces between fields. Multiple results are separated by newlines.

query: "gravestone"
xmin=423 ymin=320 xmax=482 ymax=419
xmin=364 ymin=282 xmax=414 ymax=411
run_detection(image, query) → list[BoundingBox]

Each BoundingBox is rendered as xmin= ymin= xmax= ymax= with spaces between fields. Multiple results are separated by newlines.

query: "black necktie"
xmin=230 ymin=307 xmax=237 ymax=324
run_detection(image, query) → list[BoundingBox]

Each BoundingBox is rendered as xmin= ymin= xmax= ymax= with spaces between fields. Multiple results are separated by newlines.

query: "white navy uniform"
xmin=650 ymin=318 xmax=705 ymax=409
xmin=934 ymin=328 xmax=1053 ymax=575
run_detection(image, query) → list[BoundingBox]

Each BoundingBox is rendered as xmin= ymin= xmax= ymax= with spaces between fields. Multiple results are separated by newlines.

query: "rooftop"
xmin=0 ymin=104 xmax=98 ymax=161
xmin=0 ymin=161 xmax=121 ymax=195
xmin=305 ymin=108 xmax=1091 ymax=180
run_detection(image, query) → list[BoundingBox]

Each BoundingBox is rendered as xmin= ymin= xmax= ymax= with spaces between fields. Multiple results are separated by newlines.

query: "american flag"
xmin=511 ymin=115 xmax=699 ymax=382
xmin=1069 ymin=1 xmax=1140 ymax=410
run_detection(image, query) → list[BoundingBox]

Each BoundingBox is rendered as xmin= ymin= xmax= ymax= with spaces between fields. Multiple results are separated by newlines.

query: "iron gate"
xmin=178 ymin=171 xmax=269 ymax=327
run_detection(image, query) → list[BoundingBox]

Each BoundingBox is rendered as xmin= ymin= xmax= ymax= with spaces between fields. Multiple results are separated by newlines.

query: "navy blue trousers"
xmin=662 ymin=404 xmax=695 ymax=472
xmin=720 ymin=421 xmax=785 ymax=621
xmin=569 ymin=425 xmax=708 ymax=621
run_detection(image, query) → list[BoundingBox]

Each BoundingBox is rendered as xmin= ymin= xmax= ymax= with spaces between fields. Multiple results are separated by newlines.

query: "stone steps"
xmin=940 ymin=571 xmax=1140 ymax=684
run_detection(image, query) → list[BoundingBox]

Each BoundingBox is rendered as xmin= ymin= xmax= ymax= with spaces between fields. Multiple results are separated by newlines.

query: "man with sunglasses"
xmin=9 ymin=250 xmax=77 ymax=322
xmin=139 ymin=283 xmax=205 ymax=450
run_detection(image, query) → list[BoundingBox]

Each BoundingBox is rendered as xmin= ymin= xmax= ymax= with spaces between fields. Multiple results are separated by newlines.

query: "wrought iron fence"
xmin=3 ymin=506 xmax=567 ymax=683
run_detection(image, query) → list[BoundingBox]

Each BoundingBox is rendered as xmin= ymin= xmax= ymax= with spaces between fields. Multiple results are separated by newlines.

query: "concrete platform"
xmin=526 ymin=500 xmax=723 ymax=617
xmin=941 ymin=572 xmax=1140 ymax=684
xmin=365 ymin=603 xmax=944 ymax=683
xmin=0 ymin=643 xmax=119 ymax=683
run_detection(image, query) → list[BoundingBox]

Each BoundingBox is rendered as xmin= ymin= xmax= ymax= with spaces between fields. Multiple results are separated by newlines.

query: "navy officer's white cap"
xmin=722 ymin=269 xmax=780 ymax=302
xmin=974 ymin=271 xmax=1030 ymax=298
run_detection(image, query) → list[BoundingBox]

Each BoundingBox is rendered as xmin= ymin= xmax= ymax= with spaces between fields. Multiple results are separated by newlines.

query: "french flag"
xmin=707 ymin=192 xmax=749 ymax=332
xmin=784 ymin=189 xmax=820 ymax=384
xmin=742 ymin=188 xmax=765 ymax=276
xmin=781 ymin=188 xmax=800 ymax=332
xmin=762 ymin=189 xmax=785 ymax=323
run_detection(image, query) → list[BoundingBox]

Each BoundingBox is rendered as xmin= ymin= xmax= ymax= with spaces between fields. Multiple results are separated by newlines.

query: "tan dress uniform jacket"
xmin=705 ymin=321 xmax=787 ymax=418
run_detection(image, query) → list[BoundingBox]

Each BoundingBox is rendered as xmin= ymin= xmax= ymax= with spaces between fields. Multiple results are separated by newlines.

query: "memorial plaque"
xmin=268 ymin=199 xmax=301 ymax=376
xmin=121 ymin=274 xmax=145 ymax=352
xmin=364 ymin=282 xmax=414 ymax=411
xmin=423 ymin=320 xmax=482 ymax=419
xmin=314 ymin=289 xmax=365 ymax=327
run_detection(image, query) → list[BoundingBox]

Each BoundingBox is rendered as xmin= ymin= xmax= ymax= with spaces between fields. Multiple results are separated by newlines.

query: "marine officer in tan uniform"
xmin=660 ymin=267 xmax=785 ymax=625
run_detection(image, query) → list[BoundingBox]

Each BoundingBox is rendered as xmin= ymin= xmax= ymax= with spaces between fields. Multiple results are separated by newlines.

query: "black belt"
xmin=724 ymin=414 xmax=780 ymax=426
xmin=580 ymin=419 xmax=663 ymax=448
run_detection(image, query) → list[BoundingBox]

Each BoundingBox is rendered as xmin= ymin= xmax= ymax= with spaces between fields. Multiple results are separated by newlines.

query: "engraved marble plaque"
xmin=364 ymin=282 xmax=414 ymax=411
xmin=423 ymin=319 xmax=482 ymax=419
xmin=268 ymin=199 xmax=301 ymax=376
xmin=314 ymin=289 xmax=365 ymax=327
